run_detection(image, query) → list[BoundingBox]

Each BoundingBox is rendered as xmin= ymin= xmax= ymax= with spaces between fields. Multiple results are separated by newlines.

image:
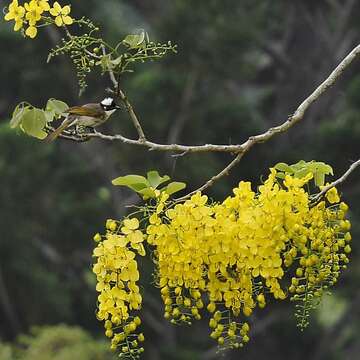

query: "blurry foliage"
xmin=0 ymin=343 xmax=13 ymax=360
xmin=0 ymin=325 xmax=114 ymax=360
xmin=0 ymin=124 xmax=110 ymax=332
xmin=316 ymin=294 xmax=348 ymax=329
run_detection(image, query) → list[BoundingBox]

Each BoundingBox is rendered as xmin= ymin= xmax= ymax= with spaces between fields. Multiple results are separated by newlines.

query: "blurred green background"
xmin=1 ymin=1 xmax=360 ymax=359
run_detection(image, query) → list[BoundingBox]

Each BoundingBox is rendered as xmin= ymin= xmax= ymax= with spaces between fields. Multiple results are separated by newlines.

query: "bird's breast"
xmin=77 ymin=115 xmax=105 ymax=127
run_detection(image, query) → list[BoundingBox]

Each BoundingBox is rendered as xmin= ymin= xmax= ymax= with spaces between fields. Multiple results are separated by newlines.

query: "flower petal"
xmin=8 ymin=0 xmax=18 ymax=12
xmin=25 ymin=25 xmax=37 ymax=38
xmin=53 ymin=2 xmax=61 ymax=12
xmin=40 ymin=1 xmax=50 ymax=11
xmin=49 ymin=7 xmax=58 ymax=16
xmin=4 ymin=12 xmax=14 ymax=21
xmin=61 ymin=5 xmax=70 ymax=15
xmin=54 ymin=16 xmax=63 ymax=26
xmin=63 ymin=15 xmax=73 ymax=25
xmin=17 ymin=6 xmax=26 ymax=17
xmin=14 ymin=19 xmax=23 ymax=31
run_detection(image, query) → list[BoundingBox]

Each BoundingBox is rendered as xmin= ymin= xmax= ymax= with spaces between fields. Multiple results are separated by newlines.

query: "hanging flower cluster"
xmin=93 ymin=168 xmax=351 ymax=356
xmin=93 ymin=218 xmax=146 ymax=358
xmin=4 ymin=0 xmax=73 ymax=38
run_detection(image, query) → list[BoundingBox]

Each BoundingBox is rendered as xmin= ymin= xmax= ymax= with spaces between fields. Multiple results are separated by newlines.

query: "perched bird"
xmin=45 ymin=97 xmax=121 ymax=142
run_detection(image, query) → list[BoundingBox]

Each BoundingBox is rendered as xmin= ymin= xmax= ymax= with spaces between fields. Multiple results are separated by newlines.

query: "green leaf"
xmin=21 ymin=109 xmax=47 ymax=139
xmin=10 ymin=103 xmax=31 ymax=129
xmin=122 ymin=31 xmax=145 ymax=49
xmin=162 ymin=182 xmax=186 ymax=195
xmin=290 ymin=160 xmax=307 ymax=171
xmin=147 ymin=171 xmax=170 ymax=188
xmin=44 ymin=110 xmax=56 ymax=123
xmin=316 ymin=162 xmax=333 ymax=176
xmin=128 ymin=183 xmax=149 ymax=192
xmin=46 ymin=99 xmax=68 ymax=116
xmin=314 ymin=172 xmax=325 ymax=187
xmin=112 ymin=175 xmax=149 ymax=187
xmin=138 ymin=187 xmax=157 ymax=199
xmin=274 ymin=162 xmax=293 ymax=173
xmin=294 ymin=168 xmax=309 ymax=178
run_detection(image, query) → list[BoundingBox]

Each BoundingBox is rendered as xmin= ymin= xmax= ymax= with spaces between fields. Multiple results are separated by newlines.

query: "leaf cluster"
xmin=10 ymin=99 xmax=68 ymax=139
xmin=274 ymin=160 xmax=334 ymax=188
xmin=112 ymin=170 xmax=186 ymax=199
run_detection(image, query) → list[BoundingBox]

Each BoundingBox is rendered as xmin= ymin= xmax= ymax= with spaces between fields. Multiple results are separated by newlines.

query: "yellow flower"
xmin=94 ymin=165 xmax=351 ymax=351
xmin=49 ymin=2 xmax=73 ymax=26
xmin=4 ymin=0 xmax=25 ymax=31
xmin=25 ymin=25 xmax=37 ymax=38
xmin=25 ymin=0 xmax=43 ymax=25
xmin=36 ymin=0 xmax=50 ymax=12
xmin=325 ymin=186 xmax=340 ymax=204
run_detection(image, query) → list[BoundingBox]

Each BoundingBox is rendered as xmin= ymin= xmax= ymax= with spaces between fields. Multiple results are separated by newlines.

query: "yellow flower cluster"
xmin=288 ymin=200 xmax=351 ymax=329
xmin=4 ymin=0 xmax=73 ymax=38
xmin=93 ymin=218 xmax=145 ymax=357
xmin=93 ymin=168 xmax=351 ymax=354
xmin=146 ymin=169 xmax=351 ymax=349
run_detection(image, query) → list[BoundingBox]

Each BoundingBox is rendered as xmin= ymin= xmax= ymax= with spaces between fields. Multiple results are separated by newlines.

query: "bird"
xmin=45 ymin=97 xmax=121 ymax=142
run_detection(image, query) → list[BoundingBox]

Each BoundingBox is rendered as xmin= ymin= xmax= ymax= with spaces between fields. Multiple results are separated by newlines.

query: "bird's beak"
xmin=115 ymin=105 xmax=122 ymax=110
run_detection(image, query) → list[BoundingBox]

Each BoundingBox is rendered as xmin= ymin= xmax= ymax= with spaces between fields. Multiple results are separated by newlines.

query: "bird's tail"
xmin=45 ymin=117 xmax=74 ymax=143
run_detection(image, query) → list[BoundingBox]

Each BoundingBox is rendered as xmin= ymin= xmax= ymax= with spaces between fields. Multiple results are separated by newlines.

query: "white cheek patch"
xmin=101 ymin=97 xmax=113 ymax=106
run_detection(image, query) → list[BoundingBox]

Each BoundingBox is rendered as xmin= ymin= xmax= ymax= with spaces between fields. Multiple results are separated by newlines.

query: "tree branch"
xmin=88 ymin=131 xmax=246 ymax=153
xmin=290 ymin=44 xmax=360 ymax=122
xmin=176 ymin=153 xmax=245 ymax=200
xmin=117 ymin=88 xmax=146 ymax=141
xmin=76 ymin=44 xmax=360 ymax=194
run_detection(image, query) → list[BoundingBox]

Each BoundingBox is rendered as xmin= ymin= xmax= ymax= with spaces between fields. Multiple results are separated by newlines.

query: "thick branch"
xmin=290 ymin=46 xmax=360 ymax=123
xmin=88 ymin=131 xmax=245 ymax=153
xmin=312 ymin=159 xmax=360 ymax=203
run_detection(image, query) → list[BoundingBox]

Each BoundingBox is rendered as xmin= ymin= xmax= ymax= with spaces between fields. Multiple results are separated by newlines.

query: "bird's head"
xmin=100 ymin=97 xmax=121 ymax=111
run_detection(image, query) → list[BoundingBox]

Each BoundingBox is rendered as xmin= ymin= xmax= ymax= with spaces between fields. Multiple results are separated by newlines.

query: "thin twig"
xmin=312 ymin=159 xmax=360 ymax=203
xmin=117 ymin=88 xmax=146 ymax=141
xmin=101 ymin=45 xmax=146 ymax=141
xmin=176 ymin=153 xmax=245 ymax=201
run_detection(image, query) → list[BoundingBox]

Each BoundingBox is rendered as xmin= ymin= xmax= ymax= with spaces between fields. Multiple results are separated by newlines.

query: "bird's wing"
xmin=65 ymin=104 xmax=103 ymax=117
